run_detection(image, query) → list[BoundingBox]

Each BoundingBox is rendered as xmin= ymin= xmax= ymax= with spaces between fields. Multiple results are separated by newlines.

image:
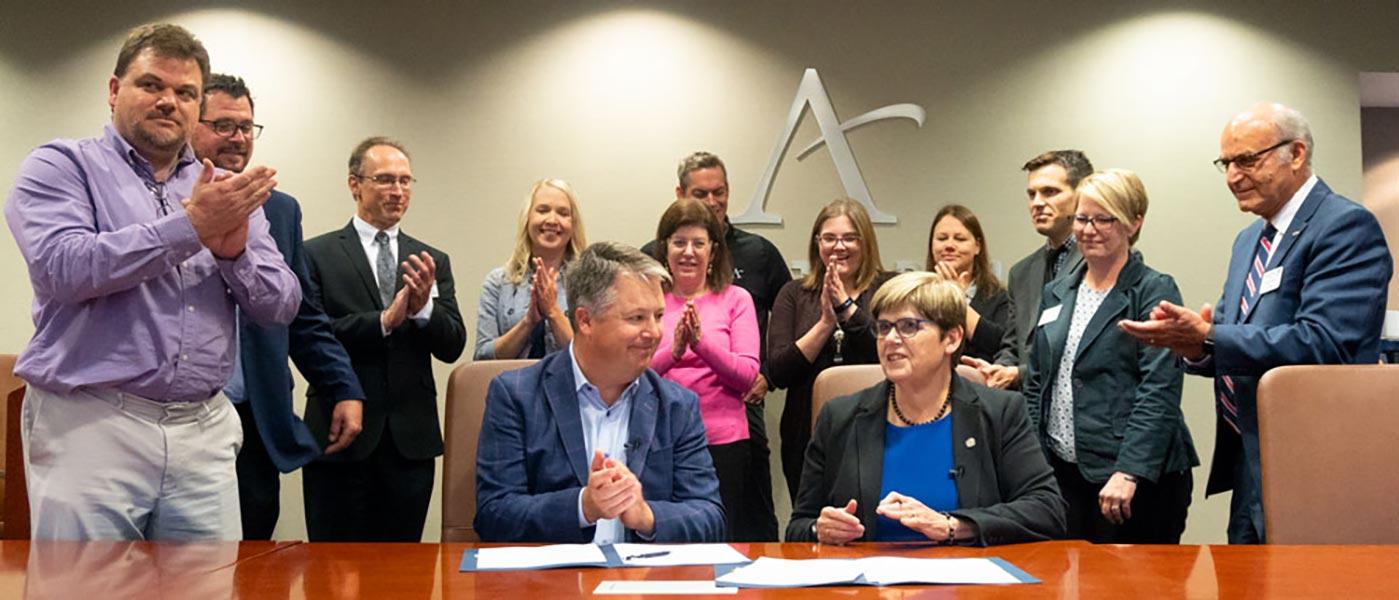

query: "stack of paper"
xmin=714 ymin=556 xmax=1036 ymax=588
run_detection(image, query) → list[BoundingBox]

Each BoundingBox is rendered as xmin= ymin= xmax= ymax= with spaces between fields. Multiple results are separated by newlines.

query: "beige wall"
xmin=3 ymin=1 xmax=1398 ymax=544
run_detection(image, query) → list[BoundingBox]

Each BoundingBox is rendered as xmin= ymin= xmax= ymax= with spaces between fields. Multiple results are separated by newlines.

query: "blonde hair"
xmin=800 ymin=198 xmax=885 ymax=292
xmin=504 ymin=179 xmax=588 ymax=284
xmin=870 ymin=271 xmax=966 ymax=334
xmin=1076 ymin=169 xmax=1148 ymax=245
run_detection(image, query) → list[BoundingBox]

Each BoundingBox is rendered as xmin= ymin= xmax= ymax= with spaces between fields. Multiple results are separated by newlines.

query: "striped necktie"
xmin=1217 ymin=223 xmax=1277 ymax=434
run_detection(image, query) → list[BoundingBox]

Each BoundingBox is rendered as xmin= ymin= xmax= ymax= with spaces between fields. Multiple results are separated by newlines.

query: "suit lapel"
xmin=853 ymin=383 xmax=888 ymax=533
xmin=1075 ymin=256 xmax=1142 ymax=355
xmin=950 ymin=377 xmax=985 ymax=509
xmin=1040 ymin=276 xmax=1076 ymax=377
xmin=625 ymin=375 xmax=659 ymax=476
xmin=1242 ymin=181 xmax=1326 ymax=324
xmin=335 ymin=221 xmax=384 ymax=309
xmin=544 ymin=354 xmax=590 ymax=485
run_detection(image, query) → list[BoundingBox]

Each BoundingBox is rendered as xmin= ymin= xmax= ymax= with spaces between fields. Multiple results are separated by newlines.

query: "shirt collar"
xmin=1268 ymin=174 xmax=1317 ymax=235
xmin=567 ymin=342 xmax=641 ymax=403
xmin=1047 ymin=234 xmax=1076 ymax=253
xmin=103 ymin=123 xmax=197 ymax=182
xmin=352 ymin=214 xmax=399 ymax=244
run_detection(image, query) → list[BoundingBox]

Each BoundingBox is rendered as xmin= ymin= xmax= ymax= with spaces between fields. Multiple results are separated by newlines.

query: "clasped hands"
xmin=381 ymin=251 xmax=437 ymax=331
xmin=818 ymin=259 xmax=853 ymax=327
xmin=1118 ymin=301 xmax=1214 ymax=359
xmin=182 ymin=159 xmax=277 ymax=260
xmin=525 ymin=257 xmax=563 ymax=325
xmin=580 ymin=449 xmax=654 ymax=535
xmin=670 ymin=300 xmax=703 ymax=361
xmin=815 ymin=492 xmax=955 ymax=545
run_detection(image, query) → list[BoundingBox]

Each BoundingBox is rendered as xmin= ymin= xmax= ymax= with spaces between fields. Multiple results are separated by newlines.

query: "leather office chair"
xmin=1258 ymin=364 xmax=1399 ymax=544
xmin=1 ymin=354 xmax=27 ymax=539
xmin=440 ymin=359 xmax=535 ymax=543
xmin=809 ymin=364 xmax=989 ymax=432
xmin=810 ymin=365 xmax=885 ymax=432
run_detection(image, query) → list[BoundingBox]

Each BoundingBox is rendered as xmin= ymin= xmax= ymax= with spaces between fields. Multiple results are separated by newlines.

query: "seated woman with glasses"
xmin=1021 ymin=169 xmax=1198 ymax=543
xmin=647 ymin=199 xmax=767 ymax=541
xmin=768 ymin=198 xmax=894 ymax=502
xmin=474 ymin=179 xmax=587 ymax=360
xmin=786 ymin=272 xmax=1066 ymax=545
xmin=925 ymin=204 xmax=1010 ymax=363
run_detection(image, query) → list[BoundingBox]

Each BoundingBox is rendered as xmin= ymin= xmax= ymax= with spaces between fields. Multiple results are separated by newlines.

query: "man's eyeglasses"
xmin=874 ymin=317 xmax=935 ymax=339
xmin=1073 ymin=214 xmax=1119 ymax=228
xmin=356 ymin=174 xmax=418 ymax=187
xmin=816 ymin=234 xmax=861 ymax=247
xmin=1213 ymin=139 xmax=1293 ymax=173
xmin=199 ymin=119 xmax=263 ymax=139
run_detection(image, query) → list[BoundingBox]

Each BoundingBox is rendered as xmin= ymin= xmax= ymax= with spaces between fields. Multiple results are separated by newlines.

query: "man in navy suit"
xmin=191 ymin=74 xmax=365 ymax=539
xmin=1122 ymin=102 xmax=1393 ymax=543
xmin=474 ymin=242 xmax=725 ymax=543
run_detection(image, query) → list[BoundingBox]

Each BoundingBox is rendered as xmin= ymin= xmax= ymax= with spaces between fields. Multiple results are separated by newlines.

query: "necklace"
xmin=888 ymin=385 xmax=950 ymax=426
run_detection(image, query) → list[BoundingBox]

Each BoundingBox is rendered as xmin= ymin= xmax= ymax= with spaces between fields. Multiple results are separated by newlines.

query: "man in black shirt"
xmin=642 ymin=151 xmax=789 ymax=541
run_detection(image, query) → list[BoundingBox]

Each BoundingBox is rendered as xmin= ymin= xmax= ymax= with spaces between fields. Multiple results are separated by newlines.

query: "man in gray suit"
xmin=964 ymin=150 xmax=1092 ymax=389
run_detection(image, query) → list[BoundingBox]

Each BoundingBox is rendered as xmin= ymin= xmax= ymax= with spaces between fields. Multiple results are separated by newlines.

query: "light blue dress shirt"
xmin=569 ymin=343 xmax=640 ymax=544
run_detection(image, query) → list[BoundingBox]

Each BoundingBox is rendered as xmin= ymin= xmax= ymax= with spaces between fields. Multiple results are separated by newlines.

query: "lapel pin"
xmin=965 ymin=437 xmax=976 ymax=448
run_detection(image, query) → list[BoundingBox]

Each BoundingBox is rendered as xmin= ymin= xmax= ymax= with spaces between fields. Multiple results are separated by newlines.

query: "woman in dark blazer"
xmin=925 ymin=204 xmax=1010 ymax=363
xmin=1022 ymin=169 xmax=1198 ymax=544
xmin=768 ymin=198 xmax=894 ymax=502
xmin=786 ymin=272 xmax=1065 ymax=545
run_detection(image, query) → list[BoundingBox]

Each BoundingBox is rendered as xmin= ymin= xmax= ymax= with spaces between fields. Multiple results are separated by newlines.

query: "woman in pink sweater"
xmin=649 ymin=198 xmax=764 ymax=541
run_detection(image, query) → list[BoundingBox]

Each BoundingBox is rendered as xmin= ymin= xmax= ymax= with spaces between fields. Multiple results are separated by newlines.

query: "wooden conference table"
xmin=0 ymin=539 xmax=1392 ymax=598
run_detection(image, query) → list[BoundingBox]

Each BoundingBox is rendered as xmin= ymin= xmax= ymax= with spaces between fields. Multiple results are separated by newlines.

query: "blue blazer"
xmin=239 ymin=191 xmax=364 ymax=472
xmin=474 ymin=350 xmax=725 ymax=542
xmin=1192 ymin=179 xmax=1392 ymax=499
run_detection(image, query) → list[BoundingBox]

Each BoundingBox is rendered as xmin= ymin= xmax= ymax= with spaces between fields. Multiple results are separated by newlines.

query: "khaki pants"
xmin=21 ymin=385 xmax=243 ymax=541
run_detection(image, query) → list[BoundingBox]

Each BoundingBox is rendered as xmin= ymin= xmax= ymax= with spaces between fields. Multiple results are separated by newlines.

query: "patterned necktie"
xmin=1217 ymin=223 xmax=1278 ymax=434
xmin=374 ymin=231 xmax=395 ymax=307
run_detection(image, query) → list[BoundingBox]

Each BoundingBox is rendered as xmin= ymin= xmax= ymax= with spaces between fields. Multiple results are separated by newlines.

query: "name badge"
xmin=430 ymin=281 xmax=440 ymax=298
xmin=1259 ymin=266 xmax=1283 ymax=295
xmin=1038 ymin=305 xmax=1062 ymax=327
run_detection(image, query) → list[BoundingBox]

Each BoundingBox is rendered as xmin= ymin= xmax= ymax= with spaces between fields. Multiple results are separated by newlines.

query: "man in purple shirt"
xmin=4 ymin=24 xmax=299 ymax=541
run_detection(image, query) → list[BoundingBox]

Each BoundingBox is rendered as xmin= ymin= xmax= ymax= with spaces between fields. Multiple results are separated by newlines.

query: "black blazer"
xmin=1021 ymin=253 xmax=1199 ymax=484
xmin=303 ymin=221 xmax=467 ymax=461
xmin=995 ymin=243 xmax=1084 ymax=370
xmin=964 ymin=289 xmax=1011 ymax=363
xmin=786 ymin=376 xmax=1067 ymax=546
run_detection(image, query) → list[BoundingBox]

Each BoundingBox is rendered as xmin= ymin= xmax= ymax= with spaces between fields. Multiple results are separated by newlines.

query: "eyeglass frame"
xmin=198 ymin=119 xmax=264 ymax=140
xmin=815 ymin=233 xmax=862 ymax=247
xmin=1212 ymin=139 xmax=1294 ymax=173
xmin=354 ymin=173 xmax=419 ymax=187
xmin=1073 ymin=214 xmax=1120 ymax=229
xmin=874 ymin=317 xmax=936 ymax=339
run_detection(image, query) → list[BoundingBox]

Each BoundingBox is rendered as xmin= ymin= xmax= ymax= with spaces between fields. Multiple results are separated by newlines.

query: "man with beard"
xmin=191 ymin=73 xmax=365 ymax=540
xmin=4 ymin=24 xmax=298 ymax=540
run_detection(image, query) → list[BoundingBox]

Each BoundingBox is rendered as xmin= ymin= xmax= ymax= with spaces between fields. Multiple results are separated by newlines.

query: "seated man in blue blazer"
xmin=475 ymin=241 xmax=725 ymax=543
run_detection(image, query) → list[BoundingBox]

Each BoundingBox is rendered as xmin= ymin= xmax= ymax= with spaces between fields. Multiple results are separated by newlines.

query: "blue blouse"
xmin=876 ymin=416 xmax=958 ymax=541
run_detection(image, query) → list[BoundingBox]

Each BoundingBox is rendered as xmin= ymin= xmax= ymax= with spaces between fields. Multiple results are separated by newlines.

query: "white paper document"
xmin=857 ymin=557 xmax=1024 ymax=585
xmin=612 ymin=543 xmax=752 ymax=567
xmin=594 ymin=581 xmax=737 ymax=595
xmin=474 ymin=544 xmax=607 ymax=570
xmin=715 ymin=556 xmax=1031 ymax=588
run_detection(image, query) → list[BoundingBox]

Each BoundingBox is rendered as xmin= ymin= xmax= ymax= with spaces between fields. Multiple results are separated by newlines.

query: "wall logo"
xmin=732 ymin=68 xmax=924 ymax=225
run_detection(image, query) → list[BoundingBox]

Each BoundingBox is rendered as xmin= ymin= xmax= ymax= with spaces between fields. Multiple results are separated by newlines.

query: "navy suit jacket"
xmin=1191 ymin=178 xmax=1392 ymax=501
xmin=239 ymin=191 xmax=364 ymax=472
xmin=474 ymin=350 xmax=725 ymax=543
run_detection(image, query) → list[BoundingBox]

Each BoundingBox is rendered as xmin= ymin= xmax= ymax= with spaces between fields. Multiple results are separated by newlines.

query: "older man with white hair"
xmin=1121 ymin=102 xmax=1393 ymax=543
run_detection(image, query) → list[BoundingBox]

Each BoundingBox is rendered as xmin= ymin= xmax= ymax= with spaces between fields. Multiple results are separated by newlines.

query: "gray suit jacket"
xmin=995 ymin=242 xmax=1084 ymax=372
xmin=785 ymin=376 xmax=1067 ymax=546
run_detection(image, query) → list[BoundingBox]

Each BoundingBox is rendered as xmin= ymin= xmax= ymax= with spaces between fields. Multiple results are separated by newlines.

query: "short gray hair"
xmin=1271 ymin=104 xmax=1315 ymax=166
xmin=565 ymin=242 xmax=671 ymax=325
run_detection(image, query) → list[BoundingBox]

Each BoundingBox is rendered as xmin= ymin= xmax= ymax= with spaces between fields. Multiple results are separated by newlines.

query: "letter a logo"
xmin=733 ymin=68 xmax=924 ymax=225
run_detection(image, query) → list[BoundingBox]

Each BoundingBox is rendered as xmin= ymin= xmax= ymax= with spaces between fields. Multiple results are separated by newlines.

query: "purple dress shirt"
xmin=5 ymin=124 xmax=299 ymax=403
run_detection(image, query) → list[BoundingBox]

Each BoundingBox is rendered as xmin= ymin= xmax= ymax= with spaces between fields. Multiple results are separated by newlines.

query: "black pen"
xmin=624 ymin=551 xmax=672 ymax=560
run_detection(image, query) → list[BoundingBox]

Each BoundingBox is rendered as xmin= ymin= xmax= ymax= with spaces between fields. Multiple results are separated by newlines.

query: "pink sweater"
xmin=650 ymin=285 xmax=760 ymax=445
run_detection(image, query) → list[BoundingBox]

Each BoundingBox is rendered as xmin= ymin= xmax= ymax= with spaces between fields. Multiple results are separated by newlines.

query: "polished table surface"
xmin=1 ymin=540 xmax=1395 ymax=598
